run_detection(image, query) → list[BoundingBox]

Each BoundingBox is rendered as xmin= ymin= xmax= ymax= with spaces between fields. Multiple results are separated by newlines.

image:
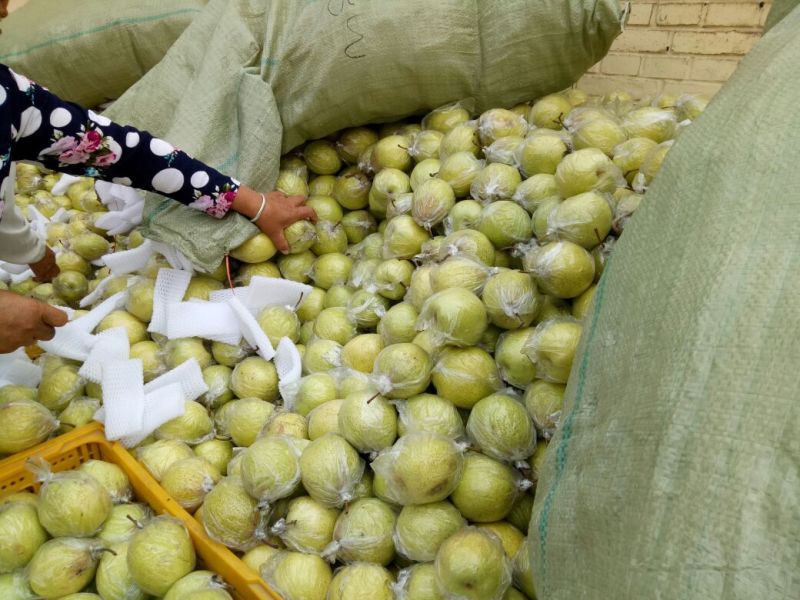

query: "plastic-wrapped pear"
xmin=161 ymin=457 xmax=221 ymax=512
xmin=136 ymin=439 xmax=194 ymax=481
xmin=313 ymin=307 xmax=357 ymax=345
xmin=373 ymin=258 xmax=414 ymax=300
xmin=395 ymin=563 xmax=443 ymax=600
xmin=478 ymin=522 xmax=525 ymax=559
xmin=371 ymin=135 xmax=413 ymax=172
xmin=371 ymin=343 xmax=432 ymax=399
xmin=394 ymin=501 xmax=466 ymax=562
xmin=241 ymin=435 xmax=302 ymax=504
xmin=451 ymin=453 xmax=525 ymax=522
xmin=512 ymin=542 xmax=537 ymax=599
xmin=371 ymin=432 xmax=464 ymax=505
xmin=193 ymin=439 xmax=234 ymax=476
xmin=435 ymin=528 xmax=512 ymax=600
xmin=202 ymin=477 xmax=261 ymax=550
xmin=524 ymin=379 xmax=565 ymax=439
xmin=286 ymin=372 xmax=337 ymax=416
xmin=444 ymin=199 xmax=483 ymax=233
xmin=523 ymin=318 xmax=583 ymax=383
xmin=524 ymin=240 xmax=595 ymax=299
xmin=156 ymin=400 xmax=214 ymax=444
xmin=377 ymin=303 xmax=418 ymax=345
xmin=28 ymin=538 xmax=101 ymax=598
xmin=410 ymin=157 xmax=441 ymax=191
xmin=342 ymin=333 xmax=384 ymax=373
xmin=412 ymin=178 xmax=455 ymax=230
xmin=369 ymin=168 xmax=410 ymax=218
xmin=634 ymin=140 xmax=673 ymax=191
xmin=547 ymin=191 xmax=613 ymax=249
xmin=484 ymin=135 xmax=523 ymax=166
xmin=429 ymin=256 xmax=492 ymax=295
xmin=470 ymin=163 xmax=522 ymax=204
xmin=0 ymin=502 xmax=47 ymax=573
xmin=477 ymin=108 xmax=527 ymax=146
xmin=307 ymin=399 xmax=344 ymax=440
xmin=230 ymin=357 xmax=278 ymax=402
xmin=0 ymin=571 xmax=38 ymax=600
xmin=52 ymin=271 xmax=88 ymax=304
xmin=0 ymin=399 xmax=58 ymax=454
xmin=243 ymin=545 xmax=282 ymax=574
xmin=98 ymin=503 xmax=152 ymax=545
xmin=423 ymin=102 xmax=471 ymax=134
xmin=38 ymin=364 xmax=84 ymax=412
xmin=272 ymin=496 xmax=339 ymax=553
xmin=397 ymin=393 xmax=464 ymax=439
xmin=256 ymin=305 xmax=300 ymax=347
xmin=507 ymin=493 xmax=534 ymax=535
xmin=302 ymin=338 xmax=343 ymax=374
xmin=530 ymin=94 xmax=572 ymax=129
xmin=0 ymin=384 xmax=36 ymax=404
xmin=129 ymin=340 xmax=165 ymax=382
xmin=97 ymin=311 xmax=148 ymax=345
xmin=264 ymin=411 xmax=308 ymax=440
xmin=337 ymin=127 xmax=379 ymax=163
xmin=406 ymin=263 xmax=436 ymax=312
xmin=439 ymin=122 xmax=480 ymax=160
xmin=432 ymin=347 xmax=502 ymax=409
xmin=35 ymin=465 xmax=111 ymax=537
xmin=516 ymin=134 xmax=568 ymax=177
xmin=277 ymin=250 xmax=314 ymax=283
xmin=622 ymin=106 xmax=677 ymax=143
xmin=312 ymin=221 xmax=348 ymax=255
xmin=571 ymin=117 xmax=627 ymax=156
xmin=261 ymin=551 xmax=332 ymax=600
xmin=325 ymin=498 xmax=396 ymax=565
xmin=299 ymin=434 xmax=364 ymax=508
xmin=466 ymin=394 xmax=537 ymax=463
xmin=482 ymin=270 xmax=541 ymax=330
xmin=338 ymin=390 xmax=397 ymax=454
xmin=96 ymin=542 xmax=147 ymax=600
xmin=418 ymin=288 xmax=488 ymax=347
xmin=79 ymin=459 xmax=132 ymax=503
xmin=438 ymin=152 xmax=484 ymax=198
xmin=439 ymin=229 xmax=495 ymax=265
xmin=554 ymin=148 xmax=622 ymax=198
xmin=612 ymin=137 xmax=658 ymax=184
xmin=328 ymin=562 xmax=395 ymax=600
xmin=495 ymin=329 xmax=537 ymax=389
xmin=127 ymin=517 xmax=195 ymax=596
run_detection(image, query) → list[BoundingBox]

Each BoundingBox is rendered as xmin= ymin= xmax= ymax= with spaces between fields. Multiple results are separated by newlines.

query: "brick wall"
xmin=579 ymin=0 xmax=773 ymax=98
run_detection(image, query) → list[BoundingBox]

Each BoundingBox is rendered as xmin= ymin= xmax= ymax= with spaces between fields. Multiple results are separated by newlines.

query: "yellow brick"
xmin=656 ymin=3 xmax=703 ymax=25
xmin=661 ymin=80 xmax=722 ymax=98
xmin=611 ymin=29 xmax=671 ymax=53
xmin=577 ymin=74 xmax=664 ymax=99
xmin=627 ymin=4 xmax=653 ymax=26
xmin=672 ymin=31 xmax=760 ymax=55
xmin=587 ymin=62 xmax=602 ymax=74
xmin=691 ymin=57 xmax=741 ymax=81
xmin=704 ymin=3 xmax=766 ymax=26
xmin=601 ymin=54 xmax=641 ymax=76
xmin=640 ymin=56 xmax=691 ymax=79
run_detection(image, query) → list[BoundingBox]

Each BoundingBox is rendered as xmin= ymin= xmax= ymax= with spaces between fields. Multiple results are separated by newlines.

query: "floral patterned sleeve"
xmin=4 ymin=65 xmax=239 ymax=218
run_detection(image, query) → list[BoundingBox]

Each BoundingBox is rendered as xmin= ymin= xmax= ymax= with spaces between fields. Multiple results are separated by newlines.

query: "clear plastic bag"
xmin=370 ymin=342 xmax=432 ymax=399
xmin=466 ymin=391 xmax=537 ymax=465
xmin=434 ymin=526 xmax=513 ymax=600
xmin=482 ymin=269 xmax=542 ymax=330
xmin=522 ymin=317 xmax=583 ymax=384
xmin=270 ymin=496 xmax=339 ymax=555
xmin=523 ymin=240 xmax=595 ymax=299
xmin=523 ymin=379 xmax=565 ymax=439
xmin=417 ymin=288 xmax=488 ymax=348
xmin=412 ymin=178 xmax=456 ymax=231
xmin=299 ymin=434 xmax=365 ymax=508
xmin=429 ymin=255 xmax=496 ymax=295
xmin=546 ymin=190 xmax=614 ymax=250
xmin=240 ymin=435 xmax=303 ymax=507
xmin=469 ymin=163 xmax=522 ymax=204
xmin=321 ymin=498 xmax=396 ymax=565
xmin=431 ymin=346 xmax=503 ymax=409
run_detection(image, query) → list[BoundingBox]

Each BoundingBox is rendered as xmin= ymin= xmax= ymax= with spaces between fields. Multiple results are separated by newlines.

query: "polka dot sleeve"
xmin=4 ymin=65 xmax=239 ymax=219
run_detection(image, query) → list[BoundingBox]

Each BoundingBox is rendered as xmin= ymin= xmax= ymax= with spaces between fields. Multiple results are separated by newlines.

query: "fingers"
xmin=288 ymin=195 xmax=306 ymax=207
xmin=296 ymin=206 xmax=318 ymax=223
xmin=41 ymin=304 xmax=69 ymax=328
xmin=33 ymin=322 xmax=56 ymax=342
xmin=272 ymin=231 xmax=290 ymax=255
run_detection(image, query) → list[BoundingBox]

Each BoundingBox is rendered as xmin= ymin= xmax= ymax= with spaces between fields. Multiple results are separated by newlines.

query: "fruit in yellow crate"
xmin=127 ymin=517 xmax=196 ymax=596
xmin=28 ymin=538 xmax=102 ymax=598
xmin=38 ymin=364 xmax=84 ymax=412
xmin=0 ymin=501 xmax=47 ymax=573
xmin=57 ymin=396 xmax=100 ymax=433
xmin=201 ymin=364 xmax=233 ymax=408
xmin=37 ymin=468 xmax=112 ymax=537
xmin=327 ymin=563 xmax=394 ymax=600
xmin=161 ymin=457 xmax=222 ymax=512
xmin=225 ymin=397 xmax=277 ymax=447
xmin=95 ymin=541 xmax=146 ymax=600
xmin=136 ymin=439 xmax=195 ymax=481
xmin=79 ymin=459 xmax=132 ymax=503
xmin=261 ymin=551 xmax=332 ymax=600
xmin=97 ymin=311 xmax=148 ymax=345
xmin=156 ymin=400 xmax=214 ymax=444
xmin=193 ymin=439 xmax=234 ymax=476
xmin=98 ymin=503 xmax=152 ymax=545
xmin=338 ymin=390 xmax=397 ymax=454
xmin=242 ymin=545 xmax=282 ymax=574
xmin=230 ymin=233 xmax=277 ymax=263
xmin=241 ymin=435 xmax=302 ymax=504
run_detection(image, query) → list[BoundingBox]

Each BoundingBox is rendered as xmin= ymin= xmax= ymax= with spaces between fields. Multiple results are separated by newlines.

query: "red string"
xmin=225 ymin=254 xmax=235 ymax=290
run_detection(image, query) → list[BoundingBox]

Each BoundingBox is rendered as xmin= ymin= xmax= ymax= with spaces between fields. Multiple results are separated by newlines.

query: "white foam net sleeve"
xmin=245 ymin=277 xmax=313 ymax=314
xmin=100 ymin=358 xmax=145 ymax=441
xmin=50 ymin=174 xmax=82 ymax=196
xmin=144 ymin=357 xmax=208 ymax=403
xmin=78 ymin=327 xmax=130 ymax=384
xmin=0 ymin=348 xmax=42 ymax=387
xmin=120 ymin=382 xmax=186 ymax=448
xmin=148 ymin=268 xmax=192 ymax=336
xmin=165 ymin=300 xmax=242 ymax=346
xmin=275 ymin=337 xmax=302 ymax=398
xmin=228 ymin=295 xmax=275 ymax=360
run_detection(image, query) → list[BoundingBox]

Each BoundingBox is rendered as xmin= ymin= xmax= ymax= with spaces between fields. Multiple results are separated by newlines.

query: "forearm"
xmin=0 ymin=174 xmax=44 ymax=265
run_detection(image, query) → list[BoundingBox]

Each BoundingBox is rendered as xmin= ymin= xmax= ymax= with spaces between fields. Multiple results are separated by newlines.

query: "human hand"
xmin=232 ymin=186 xmax=317 ymax=254
xmin=29 ymin=247 xmax=59 ymax=283
xmin=0 ymin=290 xmax=68 ymax=354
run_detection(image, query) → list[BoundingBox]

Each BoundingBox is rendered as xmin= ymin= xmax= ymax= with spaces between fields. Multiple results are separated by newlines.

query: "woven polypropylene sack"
xmin=0 ymin=0 xmax=207 ymax=108
xmin=764 ymin=0 xmax=799 ymax=31
xmin=531 ymin=12 xmax=800 ymax=600
xmin=105 ymin=0 xmax=621 ymax=273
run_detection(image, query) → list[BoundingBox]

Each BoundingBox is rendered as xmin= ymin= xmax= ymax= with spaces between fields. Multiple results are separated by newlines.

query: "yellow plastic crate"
xmin=0 ymin=422 xmax=280 ymax=600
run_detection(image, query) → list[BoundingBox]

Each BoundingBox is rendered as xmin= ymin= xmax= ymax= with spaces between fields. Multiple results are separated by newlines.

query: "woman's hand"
xmin=0 ymin=290 xmax=68 ymax=353
xmin=29 ymin=247 xmax=60 ymax=283
xmin=232 ymin=186 xmax=317 ymax=254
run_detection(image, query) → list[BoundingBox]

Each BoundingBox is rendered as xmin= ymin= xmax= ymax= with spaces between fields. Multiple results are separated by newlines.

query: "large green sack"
xmin=105 ymin=0 xmax=622 ymax=272
xmin=0 ymin=0 xmax=207 ymax=108
xmin=530 ymin=8 xmax=800 ymax=600
xmin=765 ymin=0 xmax=799 ymax=31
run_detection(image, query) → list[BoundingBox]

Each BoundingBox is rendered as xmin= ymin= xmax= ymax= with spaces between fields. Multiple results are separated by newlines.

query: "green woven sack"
xmin=105 ymin=0 xmax=622 ymax=273
xmin=0 ymin=0 xmax=207 ymax=107
xmin=530 ymin=9 xmax=800 ymax=599
xmin=764 ymin=0 xmax=799 ymax=31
